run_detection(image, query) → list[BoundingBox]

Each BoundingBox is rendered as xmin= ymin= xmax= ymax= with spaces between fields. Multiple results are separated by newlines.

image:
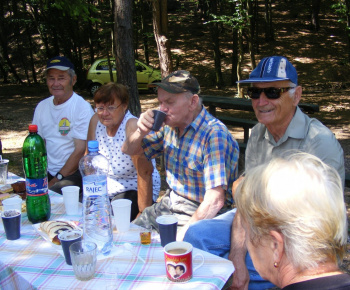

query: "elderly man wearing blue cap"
xmin=33 ymin=56 xmax=94 ymax=199
xmin=183 ymin=56 xmax=345 ymax=289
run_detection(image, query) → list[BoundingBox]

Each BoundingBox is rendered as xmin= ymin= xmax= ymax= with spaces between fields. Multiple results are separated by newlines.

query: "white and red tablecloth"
xmin=0 ymin=177 xmax=234 ymax=290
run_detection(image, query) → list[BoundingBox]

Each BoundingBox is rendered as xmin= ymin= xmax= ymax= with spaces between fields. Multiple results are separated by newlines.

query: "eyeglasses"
xmin=95 ymin=104 xmax=122 ymax=114
xmin=246 ymin=87 xmax=295 ymax=100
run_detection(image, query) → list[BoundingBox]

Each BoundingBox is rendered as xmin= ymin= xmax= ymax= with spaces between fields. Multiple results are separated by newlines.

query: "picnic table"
xmin=0 ymin=174 xmax=235 ymax=290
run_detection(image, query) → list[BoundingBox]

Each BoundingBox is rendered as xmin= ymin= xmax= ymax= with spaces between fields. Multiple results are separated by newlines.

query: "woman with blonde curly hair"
xmin=234 ymin=152 xmax=350 ymax=289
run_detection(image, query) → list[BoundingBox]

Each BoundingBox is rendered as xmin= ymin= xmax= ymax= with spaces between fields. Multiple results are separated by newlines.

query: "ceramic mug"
xmin=164 ymin=241 xmax=204 ymax=282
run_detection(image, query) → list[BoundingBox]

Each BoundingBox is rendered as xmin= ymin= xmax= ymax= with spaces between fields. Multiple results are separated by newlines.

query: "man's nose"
xmin=159 ymin=104 xmax=168 ymax=112
xmin=257 ymin=92 xmax=269 ymax=106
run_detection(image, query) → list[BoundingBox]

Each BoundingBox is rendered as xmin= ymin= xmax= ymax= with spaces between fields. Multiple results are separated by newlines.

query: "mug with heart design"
xmin=164 ymin=241 xmax=204 ymax=282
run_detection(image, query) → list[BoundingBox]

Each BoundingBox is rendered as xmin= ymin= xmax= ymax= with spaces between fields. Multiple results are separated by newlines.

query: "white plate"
xmin=32 ymin=220 xmax=81 ymax=250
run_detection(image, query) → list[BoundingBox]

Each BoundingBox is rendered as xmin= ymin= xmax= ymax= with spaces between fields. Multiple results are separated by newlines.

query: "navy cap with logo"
xmin=46 ymin=56 xmax=75 ymax=71
xmin=153 ymin=70 xmax=201 ymax=94
xmin=237 ymin=56 xmax=298 ymax=85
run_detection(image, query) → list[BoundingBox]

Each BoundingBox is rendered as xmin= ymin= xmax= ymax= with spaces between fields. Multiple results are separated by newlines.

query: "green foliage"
xmin=331 ymin=0 xmax=349 ymax=25
xmin=204 ymin=0 xmax=251 ymax=31
xmin=45 ymin=0 xmax=96 ymax=20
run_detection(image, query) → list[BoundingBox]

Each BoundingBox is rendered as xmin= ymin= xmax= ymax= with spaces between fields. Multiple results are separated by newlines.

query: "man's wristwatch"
xmin=55 ymin=172 xmax=64 ymax=180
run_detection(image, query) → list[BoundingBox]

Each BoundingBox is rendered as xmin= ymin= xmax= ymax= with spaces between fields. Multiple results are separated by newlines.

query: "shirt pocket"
xmin=181 ymin=156 xmax=203 ymax=176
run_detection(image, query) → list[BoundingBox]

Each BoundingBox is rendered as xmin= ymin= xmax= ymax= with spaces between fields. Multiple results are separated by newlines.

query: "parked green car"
xmin=86 ymin=58 xmax=162 ymax=96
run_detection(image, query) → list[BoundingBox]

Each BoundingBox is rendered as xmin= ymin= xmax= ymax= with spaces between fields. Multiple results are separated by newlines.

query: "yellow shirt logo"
xmin=59 ymin=118 xmax=70 ymax=136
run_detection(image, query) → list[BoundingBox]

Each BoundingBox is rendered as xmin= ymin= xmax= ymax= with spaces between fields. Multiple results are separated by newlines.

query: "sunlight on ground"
xmin=294 ymin=57 xmax=314 ymax=63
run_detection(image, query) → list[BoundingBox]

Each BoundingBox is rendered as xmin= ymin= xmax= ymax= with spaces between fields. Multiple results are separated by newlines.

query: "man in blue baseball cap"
xmin=183 ymin=56 xmax=345 ymax=289
xmin=33 ymin=56 xmax=94 ymax=199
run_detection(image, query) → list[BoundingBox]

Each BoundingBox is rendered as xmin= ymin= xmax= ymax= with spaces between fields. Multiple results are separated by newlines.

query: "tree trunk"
xmin=26 ymin=24 xmax=37 ymax=84
xmin=114 ymin=0 xmax=141 ymax=117
xmin=231 ymin=28 xmax=238 ymax=85
xmin=345 ymin=0 xmax=350 ymax=62
xmin=237 ymin=28 xmax=244 ymax=98
xmin=311 ymin=0 xmax=321 ymax=31
xmin=140 ymin=1 xmax=150 ymax=65
xmin=151 ymin=0 xmax=173 ymax=77
xmin=209 ymin=0 xmax=224 ymax=89
xmin=264 ymin=0 xmax=274 ymax=41
xmin=247 ymin=0 xmax=256 ymax=69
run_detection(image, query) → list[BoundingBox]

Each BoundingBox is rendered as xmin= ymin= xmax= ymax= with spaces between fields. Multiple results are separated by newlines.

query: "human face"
xmin=251 ymin=81 xmax=299 ymax=130
xmin=243 ymin=220 xmax=275 ymax=283
xmin=157 ymin=88 xmax=194 ymax=129
xmin=46 ymin=69 xmax=76 ymax=101
xmin=95 ymin=99 xmax=126 ymax=130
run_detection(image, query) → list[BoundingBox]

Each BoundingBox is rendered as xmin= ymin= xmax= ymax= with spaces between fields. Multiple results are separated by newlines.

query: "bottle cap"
xmin=88 ymin=140 xmax=99 ymax=152
xmin=29 ymin=124 xmax=38 ymax=133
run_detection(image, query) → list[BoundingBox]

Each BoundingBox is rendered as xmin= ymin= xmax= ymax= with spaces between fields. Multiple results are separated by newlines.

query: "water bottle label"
xmin=83 ymin=175 xmax=107 ymax=196
xmin=26 ymin=177 xmax=48 ymax=196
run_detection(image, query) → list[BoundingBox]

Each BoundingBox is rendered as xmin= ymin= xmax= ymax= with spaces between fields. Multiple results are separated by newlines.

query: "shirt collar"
xmin=186 ymin=105 xmax=206 ymax=132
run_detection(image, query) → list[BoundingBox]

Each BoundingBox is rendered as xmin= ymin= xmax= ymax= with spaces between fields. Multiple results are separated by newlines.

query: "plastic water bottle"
xmin=79 ymin=140 xmax=113 ymax=255
xmin=22 ymin=124 xmax=51 ymax=224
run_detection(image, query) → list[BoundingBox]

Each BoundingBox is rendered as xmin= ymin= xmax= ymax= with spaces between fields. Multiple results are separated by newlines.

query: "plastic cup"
xmin=58 ymin=229 xmax=83 ymax=265
xmin=2 ymin=209 xmax=21 ymax=240
xmin=139 ymin=224 xmax=152 ymax=245
xmin=111 ymin=199 xmax=131 ymax=232
xmin=156 ymin=215 xmax=178 ymax=247
xmin=70 ymin=241 xmax=97 ymax=281
xmin=0 ymin=159 xmax=9 ymax=185
xmin=151 ymin=110 xmax=167 ymax=131
xmin=61 ymin=186 xmax=80 ymax=215
xmin=2 ymin=197 xmax=22 ymax=212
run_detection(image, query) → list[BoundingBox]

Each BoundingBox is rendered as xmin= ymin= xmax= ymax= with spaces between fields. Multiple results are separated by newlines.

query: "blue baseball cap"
xmin=46 ymin=56 xmax=75 ymax=71
xmin=237 ymin=56 xmax=298 ymax=85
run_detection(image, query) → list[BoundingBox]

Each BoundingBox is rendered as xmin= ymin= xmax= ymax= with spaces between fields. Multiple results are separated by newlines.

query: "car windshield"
xmin=96 ymin=60 xmax=116 ymax=71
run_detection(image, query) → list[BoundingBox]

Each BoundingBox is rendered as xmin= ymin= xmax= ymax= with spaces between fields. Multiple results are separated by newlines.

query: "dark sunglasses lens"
xmin=247 ymin=88 xmax=261 ymax=99
xmin=264 ymin=88 xmax=281 ymax=99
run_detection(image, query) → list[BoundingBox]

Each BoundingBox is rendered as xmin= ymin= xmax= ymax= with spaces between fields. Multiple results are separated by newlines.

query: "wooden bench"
xmin=201 ymin=95 xmax=320 ymax=116
xmin=215 ymin=115 xmax=257 ymax=153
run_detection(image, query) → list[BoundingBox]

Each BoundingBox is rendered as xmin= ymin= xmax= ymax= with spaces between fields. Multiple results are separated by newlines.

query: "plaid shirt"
xmin=142 ymin=106 xmax=239 ymax=207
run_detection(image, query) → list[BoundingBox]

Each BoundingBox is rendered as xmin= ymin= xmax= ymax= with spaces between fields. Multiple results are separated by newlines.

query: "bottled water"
xmin=79 ymin=140 xmax=113 ymax=255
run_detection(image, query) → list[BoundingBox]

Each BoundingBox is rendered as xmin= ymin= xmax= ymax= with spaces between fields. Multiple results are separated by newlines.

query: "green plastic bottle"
xmin=22 ymin=124 xmax=51 ymax=223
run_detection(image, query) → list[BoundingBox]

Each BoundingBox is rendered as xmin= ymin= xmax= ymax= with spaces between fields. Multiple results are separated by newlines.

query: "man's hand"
xmin=137 ymin=109 xmax=156 ymax=136
xmin=48 ymin=177 xmax=58 ymax=188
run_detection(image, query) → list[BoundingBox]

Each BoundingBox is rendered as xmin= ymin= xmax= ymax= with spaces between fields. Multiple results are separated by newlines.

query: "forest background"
xmin=1 ymin=0 xmax=350 ymax=277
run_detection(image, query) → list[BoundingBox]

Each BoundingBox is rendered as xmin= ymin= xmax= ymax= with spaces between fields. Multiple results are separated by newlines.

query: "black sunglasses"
xmin=246 ymin=87 xmax=295 ymax=99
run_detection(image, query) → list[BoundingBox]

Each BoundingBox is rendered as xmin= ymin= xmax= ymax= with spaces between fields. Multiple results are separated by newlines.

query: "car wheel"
xmin=90 ymin=83 xmax=101 ymax=97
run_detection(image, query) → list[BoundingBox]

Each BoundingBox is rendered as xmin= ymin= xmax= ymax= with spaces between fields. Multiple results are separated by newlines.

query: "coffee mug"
xmin=164 ymin=241 xmax=204 ymax=282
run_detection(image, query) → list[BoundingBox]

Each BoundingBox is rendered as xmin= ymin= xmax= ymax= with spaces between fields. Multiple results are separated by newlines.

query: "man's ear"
xmin=189 ymin=94 xmax=199 ymax=110
xmin=293 ymin=86 xmax=302 ymax=106
xmin=270 ymin=230 xmax=284 ymax=264
xmin=72 ymin=75 xmax=77 ymax=86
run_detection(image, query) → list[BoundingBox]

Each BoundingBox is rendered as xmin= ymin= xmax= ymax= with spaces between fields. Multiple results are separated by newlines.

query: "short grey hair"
xmin=288 ymin=81 xmax=297 ymax=98
xmin=184 ymin=91 xmax=202 ymax=107
xmin=235 ymin=151 xmax=347 ymax=271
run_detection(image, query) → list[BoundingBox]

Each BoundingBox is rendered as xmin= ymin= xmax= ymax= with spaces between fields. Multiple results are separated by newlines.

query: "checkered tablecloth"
xmin=0 ymin=189 xmax=234 ymax=290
